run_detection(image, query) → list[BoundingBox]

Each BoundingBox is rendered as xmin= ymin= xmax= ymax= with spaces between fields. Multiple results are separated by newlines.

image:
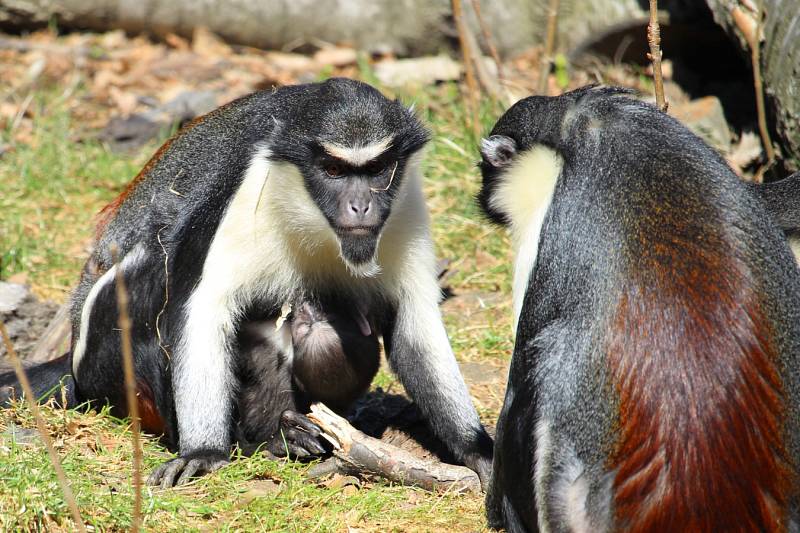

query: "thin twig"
xmin=470 ymin=0 xmax=505 ymax=84
xmin=110 ymin=245 xmax=142 ymax=532
xmin=751 ymin=0 xmax=774 ymax=182
xmin=0 ymin=322 xmax=86 ymax=532
xmin=155 ymin=227 xmax=171 ymax=361
xmin=538 ymin=0 xmax=561 ymax=95
xmin=647 ymin=0 xmax=668 ymax=112
xmin=453 ymin=0 xmax=481 ymax=139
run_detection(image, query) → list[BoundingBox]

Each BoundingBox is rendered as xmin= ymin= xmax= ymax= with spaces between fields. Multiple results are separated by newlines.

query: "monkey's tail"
xmin=0 ymin=353 xmax=78 ymax=408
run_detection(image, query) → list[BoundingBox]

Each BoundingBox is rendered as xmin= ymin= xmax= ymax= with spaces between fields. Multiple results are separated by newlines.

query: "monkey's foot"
xmin=146 ymin=450 xmax=230 ymax=488
xmin=266 ymin=410 xmax=327 ymax=458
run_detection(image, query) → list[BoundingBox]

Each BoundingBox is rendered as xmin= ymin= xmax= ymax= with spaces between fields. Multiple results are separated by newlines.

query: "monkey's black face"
xmin=270 ymin=78 xmax=429 ymax=270
xmin=306 ymin=147 xmax=401 ymax=266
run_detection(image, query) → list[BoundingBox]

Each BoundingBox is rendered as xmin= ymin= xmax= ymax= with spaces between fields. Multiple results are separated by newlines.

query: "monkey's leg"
xmin=236 ymin=321 xmax=325 ymax=458
xmin=383 ymin=294 xmax=494 ymax=487
xmin=71 ymin=245 xmax=175 ymax=442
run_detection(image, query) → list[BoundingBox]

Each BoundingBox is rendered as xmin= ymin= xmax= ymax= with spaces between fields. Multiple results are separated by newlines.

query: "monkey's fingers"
xmin=147 ymin=452 xmax=230 ymax=488
xmin=146 ymin=457 xmax=188 ymax=488
xmin=280 ymin=409 xmax=322 ymax=437
xmin=175 ymin=456 xmax=229 ymax=486
xmin=283 ymin=427 xmax=326 ymax=456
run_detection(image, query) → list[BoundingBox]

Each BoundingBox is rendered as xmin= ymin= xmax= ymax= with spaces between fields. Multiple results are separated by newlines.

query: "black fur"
xmin=750 ymin=170 xmax=800 ymax=233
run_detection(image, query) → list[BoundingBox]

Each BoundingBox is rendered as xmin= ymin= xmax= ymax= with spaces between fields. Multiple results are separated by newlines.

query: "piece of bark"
xmin=28 ymin=303 xmax=71 ymax=363
xmin=706 ymin=0 xmax=800 ymax=172
xmin=307 ymin=403 xmax=480 ymax=493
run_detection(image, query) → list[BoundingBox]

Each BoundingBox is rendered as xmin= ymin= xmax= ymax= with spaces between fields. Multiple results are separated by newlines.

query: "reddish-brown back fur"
xmin=607 ymin=221 xmax=792 ymax=532
xmin=134 ymin=380 xmax=165 ymax=435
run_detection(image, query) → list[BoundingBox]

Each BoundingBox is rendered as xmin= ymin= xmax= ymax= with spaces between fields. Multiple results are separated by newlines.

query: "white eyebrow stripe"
xmin=321 ymin=136 xmax=394 ymax=166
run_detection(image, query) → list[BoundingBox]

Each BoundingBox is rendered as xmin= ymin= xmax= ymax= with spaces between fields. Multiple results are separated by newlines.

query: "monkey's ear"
xmin=480 ymin=135 xmax=517 ymax=168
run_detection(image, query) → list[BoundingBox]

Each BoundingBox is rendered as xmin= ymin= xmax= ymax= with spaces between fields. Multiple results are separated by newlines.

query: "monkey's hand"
xmin=266 ymin=410 xmax=327 ymax=458
xmin=146 ymin=450 xmax=230 ymax=488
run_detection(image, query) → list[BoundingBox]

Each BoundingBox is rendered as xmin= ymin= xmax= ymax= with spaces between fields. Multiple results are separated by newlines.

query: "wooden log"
xmin=29 ymin=302 xmax=71 ymax=363
xmin=307 ymin=403 xmax=481 ymax=493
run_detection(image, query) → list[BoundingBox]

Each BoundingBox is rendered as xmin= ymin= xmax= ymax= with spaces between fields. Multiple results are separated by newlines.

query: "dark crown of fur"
xmin=477 ymin=85 xmax=638 ymax=225
xmin=269 ymin=78 xmax=430 ymax=164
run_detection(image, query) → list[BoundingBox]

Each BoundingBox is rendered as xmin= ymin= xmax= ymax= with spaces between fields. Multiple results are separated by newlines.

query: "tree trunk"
xmin=0 ymin=0 xmax=541 ymax=58
xmin=705 ymin=0 xmax=800 ymax=172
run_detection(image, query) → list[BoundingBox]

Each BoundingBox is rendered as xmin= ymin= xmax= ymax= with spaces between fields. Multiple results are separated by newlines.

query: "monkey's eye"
xmin=324 ymin=163 xmax=343 ymax=177
xmin=364 ymin=161 xmax=387 ymax=175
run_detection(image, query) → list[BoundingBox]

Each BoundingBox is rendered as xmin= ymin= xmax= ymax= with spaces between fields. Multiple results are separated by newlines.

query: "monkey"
xmin=477 ymin=85 xmax=800 ymax=532
xmin=0 ymin=78 xmax=493 ymax=489
xmin=235 ymin=294 xmax=380 ymax=455
xmin=289 ymin=296 xmax=380 ymax=411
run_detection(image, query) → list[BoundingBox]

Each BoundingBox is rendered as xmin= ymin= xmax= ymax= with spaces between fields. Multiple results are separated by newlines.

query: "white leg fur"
xmin=72 ymin=243 xmax=147 ymax=377
xmin=534 ymin=419 xmax=554 ymax=533
xmin=789 ymin=234 xmax=800 ymax=266
xmin=552 ymin=446 xmax=596 ymax=533
xmin=488 ymin=145 xmax=563 ymax=331
xmin=380 ymin=154 xmax=484 ymax=441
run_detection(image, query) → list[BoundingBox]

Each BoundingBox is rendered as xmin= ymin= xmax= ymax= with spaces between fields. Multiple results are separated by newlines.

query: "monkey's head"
xmin=477 ymin=86 xmax=637 ymax=228
xmin=269 ymin=78 xmax=429 ymax=276
xmin=477 ymin=94 xmax=566 ymax=229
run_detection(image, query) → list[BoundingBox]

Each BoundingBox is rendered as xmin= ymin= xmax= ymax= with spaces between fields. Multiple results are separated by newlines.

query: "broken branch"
xmin=307 ymin=403 xmax=480 ymax=493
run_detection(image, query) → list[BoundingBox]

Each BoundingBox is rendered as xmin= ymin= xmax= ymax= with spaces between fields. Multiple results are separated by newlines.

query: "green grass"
xmin=0 ymin=75 xmax=514 ymax=531
xmin=1 ymin=90 xmax=150 ymax=301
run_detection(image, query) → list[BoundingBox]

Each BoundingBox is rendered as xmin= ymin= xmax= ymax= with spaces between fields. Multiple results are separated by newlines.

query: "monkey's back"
xmin=514 ymin=89 xmax=800 ymax=531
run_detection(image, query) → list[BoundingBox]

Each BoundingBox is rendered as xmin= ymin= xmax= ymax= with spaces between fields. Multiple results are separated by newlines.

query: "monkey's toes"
xmin=147 ymin=451 xmax=230 ymax=488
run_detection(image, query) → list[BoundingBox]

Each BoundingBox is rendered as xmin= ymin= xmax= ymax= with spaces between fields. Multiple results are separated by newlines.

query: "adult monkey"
xmin=0 ymin=78 xmax=493 ymax=488
xmin=479 ymin=86 xmax=800 ymax=532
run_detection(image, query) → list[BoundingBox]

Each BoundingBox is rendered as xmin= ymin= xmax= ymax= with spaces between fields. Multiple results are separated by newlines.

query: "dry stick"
xmin=0 ymin=322 xmax=86 ymax=532
xmin=462 ymin=21 xmax=504 ymax=102
xmin=470 ymin=0 xmax=506 ymax=88
xmin=751 ymin=0 xmax=775 ymax=182
xmin=647 ymin=0 xmax=668 ymax=112
xmin=538 ymin=0 xmax=561 ymax=95
xmin=453 ymin=0 xmax=481 ymax=139
xmin=111 ymin=246 xmax=142 ymax=532
xmin=307 ymin=403 xmax=481 ymax=493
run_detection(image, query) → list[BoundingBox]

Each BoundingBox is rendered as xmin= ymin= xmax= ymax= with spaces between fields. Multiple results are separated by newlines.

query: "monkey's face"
xmin=306 ymin=147 xmax=401 ymax=267
xmin=271 ymin=79 xmax=429 ymax=274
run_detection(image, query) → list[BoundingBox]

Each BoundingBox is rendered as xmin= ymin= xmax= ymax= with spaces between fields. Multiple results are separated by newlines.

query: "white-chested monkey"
xmin=0 ymin=78 xmax=493 ymax=488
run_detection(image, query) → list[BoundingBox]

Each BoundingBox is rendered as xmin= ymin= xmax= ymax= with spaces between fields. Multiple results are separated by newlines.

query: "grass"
xmin=0 ymin=75 xmax=515 ymax=531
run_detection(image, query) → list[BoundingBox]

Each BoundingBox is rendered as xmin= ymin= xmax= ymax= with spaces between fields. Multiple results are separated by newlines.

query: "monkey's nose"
xmin=348 ymin=199 xmax=371 ymax=215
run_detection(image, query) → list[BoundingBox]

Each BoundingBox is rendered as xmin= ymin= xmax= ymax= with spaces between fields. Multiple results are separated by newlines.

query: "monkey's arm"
xmin=382 ymin=273 xmax=493 ymax=486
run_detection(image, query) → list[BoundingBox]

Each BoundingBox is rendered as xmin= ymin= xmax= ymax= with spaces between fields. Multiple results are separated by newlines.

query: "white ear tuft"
xmin=480 ymin=135 xmax=517 ymax=168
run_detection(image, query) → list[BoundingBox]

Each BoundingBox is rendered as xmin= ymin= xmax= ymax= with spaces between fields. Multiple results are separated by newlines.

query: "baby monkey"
xmin=236 ymin=295 xmax=380 ymax=456
xmin=290 ymin=297 xmax=380 ymax=413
